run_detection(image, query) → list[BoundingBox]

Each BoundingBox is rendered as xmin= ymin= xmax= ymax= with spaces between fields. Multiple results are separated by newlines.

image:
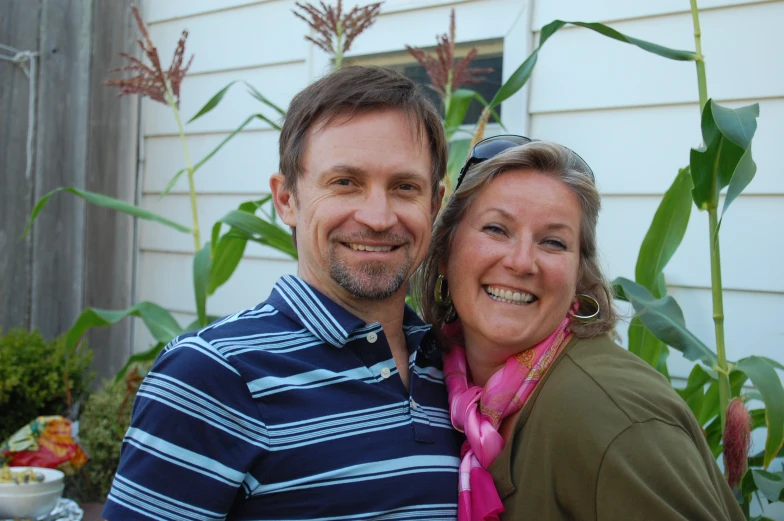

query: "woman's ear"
xmin=270 ymin=173 xmax=297 ymax=227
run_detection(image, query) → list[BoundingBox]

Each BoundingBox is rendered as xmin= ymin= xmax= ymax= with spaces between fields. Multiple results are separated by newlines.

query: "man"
xmin=103 ymin=66 xmax=460 ymax=520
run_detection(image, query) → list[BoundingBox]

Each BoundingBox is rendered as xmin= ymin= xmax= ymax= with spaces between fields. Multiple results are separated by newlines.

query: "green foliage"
xmin=65 ymin=366 xmax=147 ymax=503
xmin=0 ymin=329 xmax=93 ymax=442
xmin=23 ymin=187 xmax=192 ymax=238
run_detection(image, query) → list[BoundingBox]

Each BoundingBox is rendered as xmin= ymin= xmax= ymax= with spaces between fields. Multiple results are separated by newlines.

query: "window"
xmin=347 ymin=40 xmax=503 ymax=125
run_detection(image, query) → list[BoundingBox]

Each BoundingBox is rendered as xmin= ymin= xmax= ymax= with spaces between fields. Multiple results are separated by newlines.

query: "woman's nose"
xmin=354 ymin=188 xmax=398 ymax=231
xmin=502 ymin=239 xmax=537 ymax=275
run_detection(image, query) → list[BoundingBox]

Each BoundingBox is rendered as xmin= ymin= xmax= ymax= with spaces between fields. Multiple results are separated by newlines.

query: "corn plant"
xmin=23 ymin=6 xmax=296 ymax=379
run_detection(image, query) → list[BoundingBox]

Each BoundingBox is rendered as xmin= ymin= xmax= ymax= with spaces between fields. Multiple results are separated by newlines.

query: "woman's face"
xmin=445 ymin=169 xmax=582 ymax=354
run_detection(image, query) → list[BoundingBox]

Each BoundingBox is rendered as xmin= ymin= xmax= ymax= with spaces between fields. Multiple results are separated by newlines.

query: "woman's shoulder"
xmin=531 ymin=334 xmax=696 ymax=438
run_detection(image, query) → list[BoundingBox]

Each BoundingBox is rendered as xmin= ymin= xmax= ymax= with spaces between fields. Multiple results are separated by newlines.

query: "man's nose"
xmin=354 ymin=187 xmax=398 ymax=231
xmin=502 ymin=238 xmax=538 ymax=275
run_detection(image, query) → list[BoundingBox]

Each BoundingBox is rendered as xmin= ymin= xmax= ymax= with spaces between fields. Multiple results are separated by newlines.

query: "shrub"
xmin=0 ymin=329 xmax=93 ymax=442
xmin=66 ymin=365 xmax=146 ymax=502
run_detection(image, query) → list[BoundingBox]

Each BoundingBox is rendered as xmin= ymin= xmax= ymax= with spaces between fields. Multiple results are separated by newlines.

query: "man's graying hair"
xmin=416 ymin=141 xmax=618 ymax=347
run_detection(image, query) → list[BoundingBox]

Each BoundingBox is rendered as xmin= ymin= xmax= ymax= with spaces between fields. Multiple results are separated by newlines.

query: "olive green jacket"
xmin=487 ymin=334 xmax=744 ymax=521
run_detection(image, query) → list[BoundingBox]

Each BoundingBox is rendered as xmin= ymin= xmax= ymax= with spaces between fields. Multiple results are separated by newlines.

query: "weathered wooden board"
xmin=0 ymin=0 xmax=41 ymax=331
xmin=83 ymin=0 xmax=140 ymax=378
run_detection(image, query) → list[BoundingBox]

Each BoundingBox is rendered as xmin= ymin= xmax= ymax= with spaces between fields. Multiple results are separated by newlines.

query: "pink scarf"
xmin=443 ymin=316 xmax=572 ymax=521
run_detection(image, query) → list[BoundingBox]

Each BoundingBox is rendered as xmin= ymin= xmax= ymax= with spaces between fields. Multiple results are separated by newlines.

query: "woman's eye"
xmin=544 ymin=239 xmax=567 ymax=250
xmin=483 ymin=224 xmax=505 ymax=235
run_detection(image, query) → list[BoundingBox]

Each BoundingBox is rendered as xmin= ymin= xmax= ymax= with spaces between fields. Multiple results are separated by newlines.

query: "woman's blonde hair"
xmin=415 ymin=141 xmax=617 ymax=347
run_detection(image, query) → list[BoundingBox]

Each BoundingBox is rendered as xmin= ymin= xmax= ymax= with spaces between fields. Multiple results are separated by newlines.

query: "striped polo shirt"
xmin=103 ymin=274 xmax=461 ymax=520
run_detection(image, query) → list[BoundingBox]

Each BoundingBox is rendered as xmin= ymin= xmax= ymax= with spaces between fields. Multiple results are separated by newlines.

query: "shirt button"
xmin=380 ymin=366 xmax=391 ymax=379
xmin=367 ymin=332 xmax=378 ymax=343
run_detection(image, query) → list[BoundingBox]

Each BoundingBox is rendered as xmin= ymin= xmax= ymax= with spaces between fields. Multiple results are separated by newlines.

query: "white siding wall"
xmin=529 ymin=0 xmax=784 ymax=379
xmin=135 ymin=0 xmax=784 ymax=382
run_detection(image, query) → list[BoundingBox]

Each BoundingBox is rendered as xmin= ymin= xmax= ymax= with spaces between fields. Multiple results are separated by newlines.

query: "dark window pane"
xmin=388 ymin=53 xmax=503 ymax=125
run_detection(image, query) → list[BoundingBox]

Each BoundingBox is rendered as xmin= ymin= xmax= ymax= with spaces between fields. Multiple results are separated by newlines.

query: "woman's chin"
xmin=466 ymin=322 xmax=540 ymax=351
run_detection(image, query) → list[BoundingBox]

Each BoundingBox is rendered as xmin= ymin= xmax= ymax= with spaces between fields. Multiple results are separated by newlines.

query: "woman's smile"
xmin=483 ymin=285 xmax=537 ymax=305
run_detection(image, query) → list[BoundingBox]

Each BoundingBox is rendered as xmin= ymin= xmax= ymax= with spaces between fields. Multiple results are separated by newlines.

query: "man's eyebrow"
xmin=327 ymin=164 xmax=429 ymax=182
xmin=329 ymin=164 xmax=365 ymax=176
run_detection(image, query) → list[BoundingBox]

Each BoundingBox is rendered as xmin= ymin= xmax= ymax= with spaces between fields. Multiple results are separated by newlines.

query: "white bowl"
xmin=0 ymin=467 xmax=64 ymax=519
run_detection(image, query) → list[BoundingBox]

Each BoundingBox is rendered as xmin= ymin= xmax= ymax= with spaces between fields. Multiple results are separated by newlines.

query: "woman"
xmin=417 ymin=136 xmax=744 ymax=521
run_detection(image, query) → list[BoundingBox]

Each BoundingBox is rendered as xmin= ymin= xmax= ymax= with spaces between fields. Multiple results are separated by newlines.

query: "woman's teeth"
xmin=349 ymin=243 xmax=393 ymax=252
xmin=485 ymin=286 xmax=536 ymax=305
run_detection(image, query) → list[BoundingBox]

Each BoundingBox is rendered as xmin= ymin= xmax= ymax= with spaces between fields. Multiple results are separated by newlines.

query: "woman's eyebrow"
xmin=477 ymin=207 xmax=515 ymax=221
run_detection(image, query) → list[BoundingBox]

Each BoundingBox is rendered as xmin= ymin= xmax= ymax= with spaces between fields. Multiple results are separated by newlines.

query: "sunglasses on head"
xmin=454 ymin=134 xmax=595 ymax=191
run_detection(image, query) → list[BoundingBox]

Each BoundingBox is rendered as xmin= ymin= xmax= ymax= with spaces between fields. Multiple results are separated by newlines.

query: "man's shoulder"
xmin=197 ymin=301 xmax=301 ymax=342
xmin=156 ymin=299 xmax=311 ymax=375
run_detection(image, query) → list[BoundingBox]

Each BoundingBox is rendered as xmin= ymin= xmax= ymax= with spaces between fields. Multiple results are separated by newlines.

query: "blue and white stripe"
xmin=103 ymin=275 xmax=460 ymax=521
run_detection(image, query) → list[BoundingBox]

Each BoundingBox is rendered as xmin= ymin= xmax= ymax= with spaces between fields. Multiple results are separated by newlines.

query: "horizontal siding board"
xmin=531 ymin=98 xmax=784 ymax=195
xmin=146 ymin=1 xmax=307 ymax=75
xmin=143 ymin=0 xmax=268 ymax=24
xmin=345 ymin=0 xmax=524 ymax=57
xmin=599 ymin=195 xmax=784 ymax=294
xmin=138 ymin=194 xmax=293 ymax=260
xmin=143 ymin=62 xmax=306 ymax=135
xmin=615 ymin=287 xmax=784 ymax=378
xmin=143 ymin=0 xmax=476 ymax=26
xmin=143 ymin=130 xmax=279 ymax=194
xmin=137 ymin=250 xmax=296 ymax=315
xmin=529 ymin=3 xmax=784 ymax=113
xmin=533 ymin=0 xmax=763 ymax=29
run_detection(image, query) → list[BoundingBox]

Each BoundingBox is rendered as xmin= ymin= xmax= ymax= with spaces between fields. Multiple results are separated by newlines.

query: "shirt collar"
xmin=268 ymin=275 xmax=433 ymax=350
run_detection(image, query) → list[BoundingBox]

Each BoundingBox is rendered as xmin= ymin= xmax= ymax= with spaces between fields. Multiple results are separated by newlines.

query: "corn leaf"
xmin=690 ymin=100 xmax=758 ymax=213
xmin=188 ymin=81 xmax=237 ymax=123
xmin=208 ymin=233 xmax=247 ymax=296
xmin=613 ymin=277 xmax=717 ymax=366
xmin=244 ymin=81 xmax=286 ymax=117
xmin=113 ymin=342 xmax=165 ymax=382
xmin=676 ymin=364 xmax=714 ymax=420
xmin=635 ymin=168 xmax=693 ymax=290
xmin=218 ymin=210 xmax=297 ymax=259
xmin=751 ymin=469 xmax=784 ymax=503
xmin=491 ymin=20 xmax=696 ymax=109
xmin=736 ymin=356 xmax=784 ymax=469
xmin=65 ymin=302 xmax=182 ymax=356
xmin=24 ymin=187 xmax=191 ymax=237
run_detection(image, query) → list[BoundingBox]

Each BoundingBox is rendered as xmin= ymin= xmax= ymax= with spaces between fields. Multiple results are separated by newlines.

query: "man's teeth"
xmin=485 ymin=286 xmax=536 ymax=305
xmin=349 ymin=243 xmax=394 ymax=252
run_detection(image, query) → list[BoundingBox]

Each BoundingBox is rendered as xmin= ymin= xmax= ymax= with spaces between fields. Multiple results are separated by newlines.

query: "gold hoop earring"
xmin=434 ymin=275 xmax=452 ymax=307
xmin=570 ymin=294 xmax=599 ymax=322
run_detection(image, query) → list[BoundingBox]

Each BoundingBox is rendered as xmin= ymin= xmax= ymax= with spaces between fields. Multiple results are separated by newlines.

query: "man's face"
xmin=272 ymin=108 xmax=440 ymax=306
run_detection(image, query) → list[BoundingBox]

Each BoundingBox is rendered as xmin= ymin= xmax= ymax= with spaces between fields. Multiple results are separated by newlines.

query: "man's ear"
xmin=432 ymin=183 xmax=446 ymax=218
xmin=270 ymin=173 xmax=298 ymax=227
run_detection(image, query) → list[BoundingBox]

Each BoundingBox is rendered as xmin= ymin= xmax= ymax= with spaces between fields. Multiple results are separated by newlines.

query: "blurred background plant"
xmin=64 ymin=363 xmax=149 ymax=503
xmin=405 ymin=9 xmax=495 ymax=197
xmin=0 ymin=329 xmax=92 ymax=443
xmin=293 ymin=0 xmax=382 ymax=70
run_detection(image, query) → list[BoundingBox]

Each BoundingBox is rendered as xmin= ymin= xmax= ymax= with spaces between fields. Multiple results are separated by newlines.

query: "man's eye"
xmin=398 ymin=183 xmax=417 ymax=191
xmin=335 ymin=179 xmax=353 ymax=186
